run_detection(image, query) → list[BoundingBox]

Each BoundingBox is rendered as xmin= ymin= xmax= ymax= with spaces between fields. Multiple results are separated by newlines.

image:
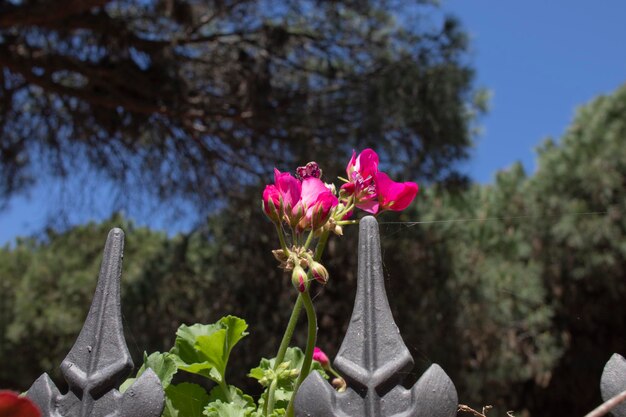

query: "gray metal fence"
xmin=26 ymin=229 xmax=164 ymax=417
xmin=22 ymin=216 xmax=623 ymax=416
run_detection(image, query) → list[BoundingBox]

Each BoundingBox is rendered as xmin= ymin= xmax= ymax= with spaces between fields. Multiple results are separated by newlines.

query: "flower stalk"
xmin=261 ymin=150 xmax=419 ymax=416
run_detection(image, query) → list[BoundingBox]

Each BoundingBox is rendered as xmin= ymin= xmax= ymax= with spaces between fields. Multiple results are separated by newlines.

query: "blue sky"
xmin=444 ymin=0 xmax=626 ymax=182
xmin=1 ymin=1 xmax=626 ymax=244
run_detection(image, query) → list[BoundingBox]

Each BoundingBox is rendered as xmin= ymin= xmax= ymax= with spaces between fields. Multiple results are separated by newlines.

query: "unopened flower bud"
xmin=332 ymin=377 xmax=347 ymax=392
xmin=277 ymin=361 xmax=291 ymax=371
xmin=291 ymin=265 xmax=308 ymax=293
xmin=296 ymin=161 xmax=323 ymax=180
xmin=261 ymin=195 xmax=281 ymax=224
xmin=310 ymin=261 xmax=329 ymax=285
xmin=288 ymin=202 xmax=305 ymax=229
xmin=313 ymin=347 xmax=330 ymax=370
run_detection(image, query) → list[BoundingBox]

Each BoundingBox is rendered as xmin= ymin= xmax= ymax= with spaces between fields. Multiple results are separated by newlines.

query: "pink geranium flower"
xmin=313 ymin=347 xmax=330 ymax=369
xmin=263 ymin=167 xmax=338 ymax=230
xmin=262 ymin=185 xmax=281 ymax=223
xmin=262 ymin=169 xmax=304 ymax=226
xmin=341 ymin=149 xmax=380 ymax=213
xmin=376 ymin=172 xmax=419 ymax=212
xmin=341 ymin=149 xmax=418 ymax=214
xmin=300 ymin=178 xmax=338 ymax=230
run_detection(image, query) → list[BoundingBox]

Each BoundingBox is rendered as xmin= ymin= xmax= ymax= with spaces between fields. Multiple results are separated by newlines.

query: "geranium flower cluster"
xmin=262 ymin=164 xmax=338 ymax=232
xmin=262 ymin=149 xmax=418 ymax=293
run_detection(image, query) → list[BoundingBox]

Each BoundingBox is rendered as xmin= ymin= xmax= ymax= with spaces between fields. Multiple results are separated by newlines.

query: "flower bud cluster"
xmin=284 ymin=249 xmax=330 ymax=293
xmin=257 ymin=360 xmax=300 ymax=387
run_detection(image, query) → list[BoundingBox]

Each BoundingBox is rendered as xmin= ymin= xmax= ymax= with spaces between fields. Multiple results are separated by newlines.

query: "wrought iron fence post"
xmin=601 ymin=353 xmax=626 ymax=417
xmin=26 ymin=228 xmax=165 ymax=417
xmin=295 ymin=216 xmax=458 ymax=417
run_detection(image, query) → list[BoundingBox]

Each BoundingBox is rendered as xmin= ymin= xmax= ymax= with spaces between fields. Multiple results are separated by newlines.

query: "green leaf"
xmin=166 ymin=382 xmax=210 ymax=417
xmin=120 ymin=351 xmax=177 ymax=393
xmin=119 ymin=377 xmax=136 ymax=394
xmin=173 ymin=323 xmax=222 ymax=364
xmin=163 ymin=398 xmax=179 ymax=417
xmin=247 ymin=358 xmax=272 ymax=382
xmin=172 ymin=316 xmax=248 ymax=384
xmin=144 ymin=351 xmax=178 ymax=388
xmin=220 ymin=316 xmax=249 ymax=356
xmin=203 ymin=400 xmax=253 ymax=417
xmin=207 ymin=385 xmax=254 ymax=409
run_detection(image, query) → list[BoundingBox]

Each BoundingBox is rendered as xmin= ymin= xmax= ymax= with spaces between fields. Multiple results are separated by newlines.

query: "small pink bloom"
xmin=313 ymin=347 xmax=330 ymax=369
xmin=262 ymin=185 xmax=281 ymax=223
xmin=262 ymin=168 xmax=304 ymax=226
xmin=346 ymin=149 xmax=378 ymax=181
xmin=300 ymin=178 xmax=338 ymax=230
xmin=274 ymin=168 xmax=301 ymax=210
xmin=0 ymin=391 xmax=41 ymax=417
xmin=375 ymin=172 xmax=418 ymax=212
xmin=342 ymin=149 xmax=380 ymax=213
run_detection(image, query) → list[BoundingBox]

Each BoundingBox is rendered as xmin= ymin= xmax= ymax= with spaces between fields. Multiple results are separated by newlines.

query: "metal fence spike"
xmin=295 ymin=216 xmax=458 ymax=417
xmin=600 ymin=353 xmax=626 ymax=417
xmin=26 ymin=228 xmax=165 ymax=417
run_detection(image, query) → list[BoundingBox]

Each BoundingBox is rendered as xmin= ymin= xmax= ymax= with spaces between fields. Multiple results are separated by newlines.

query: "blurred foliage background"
xmin=1 ymin=1 xmax=625 ymax=416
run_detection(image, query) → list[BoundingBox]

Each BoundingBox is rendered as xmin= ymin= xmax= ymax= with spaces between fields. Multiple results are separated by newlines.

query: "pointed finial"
xmin=295 ymin=216 xmax=457 ymax=417
xmin=26 ymin=228 xmax=165 ymax=417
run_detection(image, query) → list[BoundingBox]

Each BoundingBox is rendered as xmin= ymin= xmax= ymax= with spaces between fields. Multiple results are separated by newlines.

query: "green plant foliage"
xmin=173 ymin=316 xmax=249 ymax=383
xmin=248 ymin=347 xmax=327 ymax=413
xmin=121 ymin=317 xmax=326 ymax=417
xmin=165 ymin=383 xmax=211 ymax=417
xmin=203 ymin=400 xmax=251 ymax=417
xmin=120 ymin=351 xmax=178 ymax=393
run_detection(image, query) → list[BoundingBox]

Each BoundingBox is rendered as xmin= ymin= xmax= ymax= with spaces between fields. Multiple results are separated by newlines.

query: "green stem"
xmin=274 ymin=295 xmax=303 ymax=367
xmin=328 ymin=365 xmax=343 ymax=379
xmin=286 ymin=290 xmax=317 ymax=417
xmin=336 ymin=220 xmax=359 ymax=226
xmin=303 ymin=229 xmax=315 ymax=251
xmin=313 ymin=230 xmax=330 ymax=261
xmin=218 ymin=380 xmax=233 ymax=403
xmin=264 ymin=379 xmax=278 ymax=416
xmin=275 ymin=224 xmax=289 ymax=253
xmin=268 ymin=231 xmax=329 ymax=415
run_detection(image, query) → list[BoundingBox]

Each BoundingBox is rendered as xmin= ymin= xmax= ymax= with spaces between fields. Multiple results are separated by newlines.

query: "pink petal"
xmin=355 ymin=149 xmax=379 ymax=180
xmin=301 ymin=178 xmax=332 ymax=208
xmin=313 ymin=347 xmax=330 ymax=367
xmin=274 ymin=168 xmax=301 ymax=207
xmin=262 ymin=185 xmax=281 ymax=217
xmin=262 ymin=185 xmax=280 ymax=206
xmin=340 ymin=182 xmax=356 ymax=196
xmin=376 ymin=172 xmax=418 ymax=212
xmin=345 ymin=151 xmax=357 ymax=176
xmin=356 ymin=198 xmax=379 ymax=214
